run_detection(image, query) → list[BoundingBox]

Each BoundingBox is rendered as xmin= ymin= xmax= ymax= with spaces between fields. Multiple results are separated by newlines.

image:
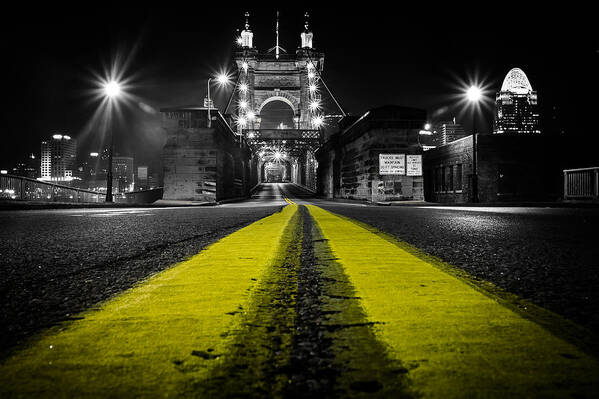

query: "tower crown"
xmin=300 ymin=12 xmax=313 ymax=48
xmin=240 ymin=12 xmax=253 ymax=48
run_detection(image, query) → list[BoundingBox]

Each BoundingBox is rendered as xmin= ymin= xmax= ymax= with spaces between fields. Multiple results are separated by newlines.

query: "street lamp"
xmin=102 ymin=80 xmax=122 ymax=202
xmin=206 ymin=73 xmax=230 ymax=128
xmin=466 ymin=85 xmax=482 ymax=203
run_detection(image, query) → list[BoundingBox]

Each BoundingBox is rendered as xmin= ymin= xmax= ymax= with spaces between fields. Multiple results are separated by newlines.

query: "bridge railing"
xmin=0 ymin=174 xmax=104 ymax=202
xmin=563 ymin=167 xmax=599 ymax=201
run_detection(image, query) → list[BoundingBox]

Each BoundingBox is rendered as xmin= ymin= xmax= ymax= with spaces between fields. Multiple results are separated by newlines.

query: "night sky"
xmin=1 ymin=5 xmax=597 ymax=172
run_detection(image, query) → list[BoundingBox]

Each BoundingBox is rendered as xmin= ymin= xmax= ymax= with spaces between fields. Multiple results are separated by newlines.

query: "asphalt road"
xmin=0 ymin=185 xmax=285 ymax=353
xmin=2 ymin=183 xmax=598 ymax=354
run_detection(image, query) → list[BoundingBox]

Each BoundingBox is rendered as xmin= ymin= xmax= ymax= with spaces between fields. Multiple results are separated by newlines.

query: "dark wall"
xmin=423 ymin=134 xmax=596 ymax=203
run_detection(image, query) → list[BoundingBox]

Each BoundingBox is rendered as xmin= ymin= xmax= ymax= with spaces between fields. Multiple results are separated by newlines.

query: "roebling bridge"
xmin=162 ymin=12 xmax=345 ymax=202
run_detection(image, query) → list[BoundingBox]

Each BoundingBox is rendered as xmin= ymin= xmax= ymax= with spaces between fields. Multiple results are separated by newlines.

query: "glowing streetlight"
xmin=206 ymin=73 xmax=231 ymax=128
xmin=101 ymin=79 xmax=124 ymax=202
xmin=103 ymin=81 xmax=121 ymax=99
xmin=465 ymin=85 xmax=483 ymax=203
xmin=466 ymin=86 xmax=482 ymax=103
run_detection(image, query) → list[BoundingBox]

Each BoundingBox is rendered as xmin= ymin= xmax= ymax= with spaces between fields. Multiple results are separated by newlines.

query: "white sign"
xmin=406 ymin=155 xmax=422 ymax=176
xmin=379 ymin=154 xmax=405 ymax=175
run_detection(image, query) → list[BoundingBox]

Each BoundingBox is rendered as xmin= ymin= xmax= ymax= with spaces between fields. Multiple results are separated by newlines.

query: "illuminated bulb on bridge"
xmin=242 ymin=62 xmax=249 ymax=72
xmin=312 ymin=115 xmax=324 ymax=128
xmin=306 ymin=62 xmax=314 ymax=70
xmin=466 ymin=86 xmax=482 ymax=102
xmin=236 ymin=37 xmax=243 ymax=45
xmin=309 ymin=84 xmax=317 ymax=92
xmin=239 ymin=100 xmax=248 ymax=109
xmin=239 ymin=83 xmax=248 ymax=92
xmin=238 ymin=116 xmax=247 ymax=127
xmin=247 ymin=111 xmax=255 ymax=120
xmin=309 ymin=100 xmax=320 ymax=111
xmin=308 ymin=71 xmax=315 ymax=79
xmin=424 ymin=123 xmax=431 ymax=130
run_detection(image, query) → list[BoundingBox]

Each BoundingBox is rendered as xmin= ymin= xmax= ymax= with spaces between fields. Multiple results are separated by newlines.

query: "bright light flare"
xmin=312 ymin=115 xmax=324 ymax=128
xmin=242 ymin=62 xmax=249 ymax=72
xmin=239 ymin=100 xmax=248 ymax=109
xmin=247 ymin=111 xmax=255 ymax=120
xmin=308 ymin=71 xmax=315 ymax=79
xmin=236 ymin=37 xmax=243 ymax=45
xmin=424 ymin=123 xmax=431 ymax=130
xmin=239 ymin=83 xmax=248 ymax=92
xmin=309 ymin=100 xmax=320 ymax=111
xmin=309 ymin=84 xmax=317 ymax=92
xmin=216 ymin=73 xmax=230 ymax=85
xmin=237 ymin=116 xmax=247 ymax=127
xmin=103 ymin=81 xmax=121 ymax=98
xmin=466 ymin=86 xmax=482 ymax=102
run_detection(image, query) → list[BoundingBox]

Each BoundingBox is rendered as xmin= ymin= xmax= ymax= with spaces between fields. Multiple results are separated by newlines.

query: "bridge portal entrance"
xmin=229 ymin=12 xmax=327 ymax=191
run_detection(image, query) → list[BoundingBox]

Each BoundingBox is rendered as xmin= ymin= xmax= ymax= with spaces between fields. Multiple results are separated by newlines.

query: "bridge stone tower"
xmin=230 ymin=12 xmax=324 ymax=190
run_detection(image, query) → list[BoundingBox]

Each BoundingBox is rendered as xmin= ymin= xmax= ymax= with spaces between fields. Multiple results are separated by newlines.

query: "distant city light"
xmin=466 ymin=86 xmax=482 ymax=103
xmin=103 ymin=81 xmax=121 ymax=98
xmin=90 ymin=152 xmax=99 ymax=157
xmin=0 ymin=170 xmax=7 ymax=175
xmin=52 ymin=134 xmax=63 ymax=139
xmin=63 ymin=135 xmax=71 ymax=140
xmin=419 ymin=130 xmax=433 ymax=135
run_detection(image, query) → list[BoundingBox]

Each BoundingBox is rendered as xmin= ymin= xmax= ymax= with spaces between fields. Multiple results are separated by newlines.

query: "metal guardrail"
xmin=563 ymin=167 xmax=599 ymax=201
xmin=1 ymin=174 xmax=104 ymax=202
xmin=0 ymin=174 xmax=164 ymax=204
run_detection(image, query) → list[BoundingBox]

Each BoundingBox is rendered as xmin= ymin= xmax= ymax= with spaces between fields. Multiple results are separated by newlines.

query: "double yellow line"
xmin=2 ymin=203 xmax=598 ymax=398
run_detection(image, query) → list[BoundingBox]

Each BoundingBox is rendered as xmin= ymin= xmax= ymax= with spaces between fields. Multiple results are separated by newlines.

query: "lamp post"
xmin=103 ymin=81 xmax=121 ymax=202
xmin=206 ymin=74 xmax=230 ymax=128
xmin=466 ymin=85 xmax=482 ymax=203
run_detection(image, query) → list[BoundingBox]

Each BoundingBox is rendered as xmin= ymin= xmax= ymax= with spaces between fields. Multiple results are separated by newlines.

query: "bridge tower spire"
xmin=301 ymin=12 xmax=313 ymax=49
xmin=240 ymin=11 xmax=253 ymax=48
xmin=268 ymin=11 xmax=286 ymax=59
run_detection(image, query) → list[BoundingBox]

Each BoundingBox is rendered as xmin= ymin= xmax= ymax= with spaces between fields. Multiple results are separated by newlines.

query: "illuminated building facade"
xmin=432 ymin=118 xmax=467 ymax=146
xmin=40 ymin=134 xmax=76 ymax=183
xmin=494 ymin=68 xmax=541 ymax=134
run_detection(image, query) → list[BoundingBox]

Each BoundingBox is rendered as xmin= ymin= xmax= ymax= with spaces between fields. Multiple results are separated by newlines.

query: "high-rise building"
xmin=113 ymin=156 xmax=134 ymax=193
xmin=432 ymin=118 xmax=467 ymax=146
xmin=494 ymin=68 xmax=541 ymax=134
xmin=40 ymin=134 xmax=77 ymax=183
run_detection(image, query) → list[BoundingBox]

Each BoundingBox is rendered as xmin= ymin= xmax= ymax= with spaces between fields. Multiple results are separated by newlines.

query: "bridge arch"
xmin=257 ymin=94 xmax=299 ymax=115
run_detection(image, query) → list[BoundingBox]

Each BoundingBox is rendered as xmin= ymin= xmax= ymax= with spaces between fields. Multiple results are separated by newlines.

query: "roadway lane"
xmin=296 ymin=196 xmax=599 ymax=335
xmin=0 ymin=193 xmax=283 ymax=352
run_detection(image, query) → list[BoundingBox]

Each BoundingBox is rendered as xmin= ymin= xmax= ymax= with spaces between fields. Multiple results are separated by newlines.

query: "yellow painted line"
xmin=0 ymin=204 xmax=298 ymax=398
xmin=307 ymin=205 xmax=599 ymax=398
xmin=284 ymin=197 xmax=296 ymax=205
